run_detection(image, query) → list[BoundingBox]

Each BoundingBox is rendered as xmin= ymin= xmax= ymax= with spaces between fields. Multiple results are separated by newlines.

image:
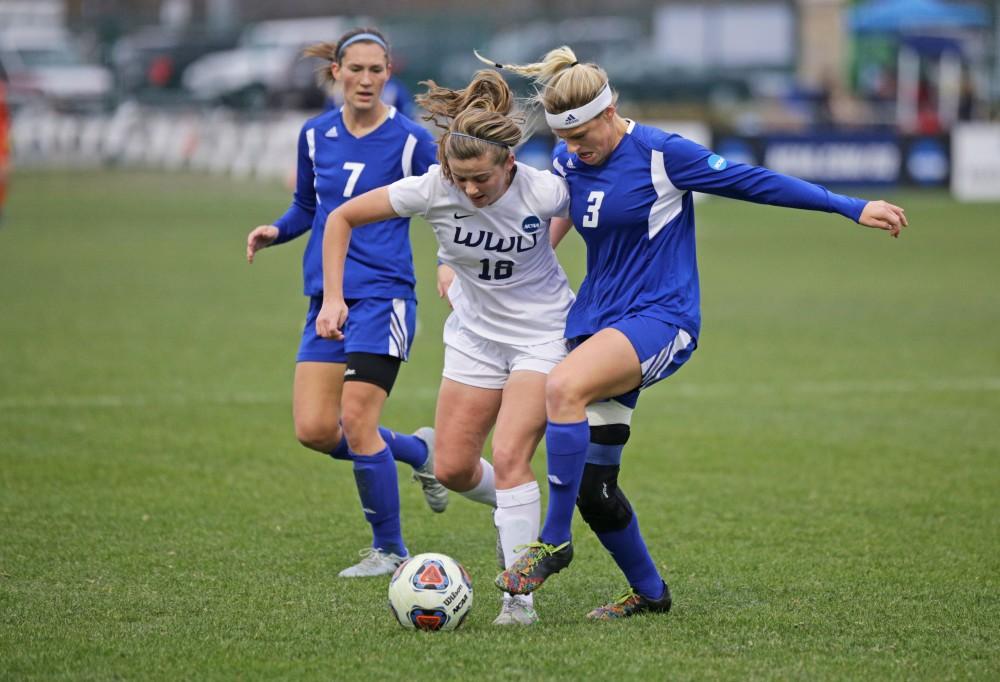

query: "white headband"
xmin=544 ymin=82 xmax=612 ymax=129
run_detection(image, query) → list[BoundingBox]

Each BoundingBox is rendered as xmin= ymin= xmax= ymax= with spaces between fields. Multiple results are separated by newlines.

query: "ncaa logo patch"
xmin=522 ymin=216 xmax=541 ymax=234
xmin=707 ymin=154 xmax=728 ymax=171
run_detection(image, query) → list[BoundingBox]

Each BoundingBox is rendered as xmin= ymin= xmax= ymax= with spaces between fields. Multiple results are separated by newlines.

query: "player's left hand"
xmin=859 ymin=200 xmax=907 ymax=238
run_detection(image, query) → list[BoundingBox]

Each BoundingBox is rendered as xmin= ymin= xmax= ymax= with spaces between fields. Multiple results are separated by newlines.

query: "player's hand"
xmin=858 ymin=200 xmax=907 ymax=238
xmin=437 ymin=263 xmax=456 ymax=308
xmin=316 ymin=298 xmax=348 ymax=340
xmin=246 ymin=225 xmax=280 ymax=263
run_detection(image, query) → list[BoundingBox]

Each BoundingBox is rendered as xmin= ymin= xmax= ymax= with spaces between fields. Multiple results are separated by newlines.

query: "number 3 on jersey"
xmin=342 ymin=162 xmax=366 ymax=197
xmin=581 ymin=190 xmax=604 ymax=228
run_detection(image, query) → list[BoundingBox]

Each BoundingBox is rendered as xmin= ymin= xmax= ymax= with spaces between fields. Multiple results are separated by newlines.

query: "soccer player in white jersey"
xmin=316 ymin=70 xmax=575 ymax=625
xmin=245 ymin=28 xmax=449 ymax=579
xmin=486 ymin=47 xmax=908 ymax=619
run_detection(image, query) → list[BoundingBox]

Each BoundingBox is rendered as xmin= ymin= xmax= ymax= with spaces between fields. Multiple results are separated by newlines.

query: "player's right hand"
xmin=246 ymin=225 xmax=280 ymax=263
xmin=316 ymin=298 xmax=348 ymax=341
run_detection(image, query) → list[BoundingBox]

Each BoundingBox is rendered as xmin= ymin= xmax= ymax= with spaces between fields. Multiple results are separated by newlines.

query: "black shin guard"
xmin=576 ymin=463 xmax=634 ymax=534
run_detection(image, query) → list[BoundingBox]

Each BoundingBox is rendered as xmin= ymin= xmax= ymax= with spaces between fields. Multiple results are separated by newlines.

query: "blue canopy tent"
xmin=850 ymin=0 xmax=989 ymax=34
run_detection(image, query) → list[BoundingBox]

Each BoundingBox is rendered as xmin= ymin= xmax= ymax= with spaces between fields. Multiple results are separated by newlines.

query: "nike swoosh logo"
xmin=453 ymin=212 xmax=474 ymax=219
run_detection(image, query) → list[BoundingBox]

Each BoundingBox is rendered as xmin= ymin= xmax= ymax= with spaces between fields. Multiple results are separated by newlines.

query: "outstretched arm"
xmin=662 ymin=136 xmax=908 ymax=235
xmin=317 ymin=187 xmax=399 ymax=340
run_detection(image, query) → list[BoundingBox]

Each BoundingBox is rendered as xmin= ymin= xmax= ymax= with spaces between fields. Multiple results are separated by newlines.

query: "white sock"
xmin=459 ymin=458 xmax=496 ymax=507
xmin=494 ymin=480 xmax=541 ymax=608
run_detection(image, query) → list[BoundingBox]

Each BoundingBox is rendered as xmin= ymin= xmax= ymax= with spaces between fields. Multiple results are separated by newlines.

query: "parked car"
xmin=0 ymin=27 xmax=112 ymax=111
xmin=182 ymin=16 xmax=363 ymax=110
xmin=111 ymin=26 xmax=238 ymax=99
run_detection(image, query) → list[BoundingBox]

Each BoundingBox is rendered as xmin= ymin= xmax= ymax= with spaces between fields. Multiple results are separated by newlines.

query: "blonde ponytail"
xmin=476 ymin=45 xmax=613 ymax=117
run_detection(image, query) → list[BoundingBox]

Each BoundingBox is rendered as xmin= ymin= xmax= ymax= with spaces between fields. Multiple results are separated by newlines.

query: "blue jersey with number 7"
xmin=273 ymin=106 xmax=437 ymax=299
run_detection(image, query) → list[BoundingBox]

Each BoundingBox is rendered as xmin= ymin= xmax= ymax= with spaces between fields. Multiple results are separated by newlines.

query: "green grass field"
xmin=1 ymin=170 xmax=998 ymax=680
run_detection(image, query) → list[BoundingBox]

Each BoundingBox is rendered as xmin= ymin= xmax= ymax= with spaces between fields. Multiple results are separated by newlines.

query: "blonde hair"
xmin=302 ymin=27 xmax=390 ymax=89
xmin=415 ymin=70 xmax=523 ymax=184
xmin=475 ymin=45 xmax=614 ymax=117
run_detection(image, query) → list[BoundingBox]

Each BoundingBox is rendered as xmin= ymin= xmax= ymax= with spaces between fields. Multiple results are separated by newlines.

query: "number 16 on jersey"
xmin=478 ymin=259 xmax=514 ymax=281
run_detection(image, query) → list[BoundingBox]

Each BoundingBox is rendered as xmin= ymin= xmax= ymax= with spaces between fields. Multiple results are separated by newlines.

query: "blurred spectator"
xmin=814 ymin=75 xmax=836 ymax=129
xmin=958 ymin=67 xmax=975 ymax=121
xmin=916 ymin=77 xmax=943 ymax=134
xmin=0 ymin=81 xmax=8 ymax=223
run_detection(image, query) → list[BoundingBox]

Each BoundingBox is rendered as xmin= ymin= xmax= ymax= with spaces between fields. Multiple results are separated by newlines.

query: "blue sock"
xmin=596 ymin=515 xmax=665 ymax=600
xmin=351 ymin=447 xmax=406 ymax=556
xmin=329 ymin=428 xmax=427 ymax=468
xmin=539 ymin=419 xmax=590 ymax=546
xmin=378 ymin=427 xmax=428 ymax=469
xmin=328 ymin=436 xmax=352 ymax=461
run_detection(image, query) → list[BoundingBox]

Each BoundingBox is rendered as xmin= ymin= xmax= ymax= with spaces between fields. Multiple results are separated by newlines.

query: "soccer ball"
xmin=387 ymin=552 xmax=473 ymax=631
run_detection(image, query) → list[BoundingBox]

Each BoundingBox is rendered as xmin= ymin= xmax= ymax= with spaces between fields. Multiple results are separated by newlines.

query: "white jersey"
xmin=389 ymin=162 xmax=574 ymax=344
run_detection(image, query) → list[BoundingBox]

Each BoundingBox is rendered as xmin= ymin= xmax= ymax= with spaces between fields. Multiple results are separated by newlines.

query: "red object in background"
xmin=147 ymin=56 xmax=174 ymax=88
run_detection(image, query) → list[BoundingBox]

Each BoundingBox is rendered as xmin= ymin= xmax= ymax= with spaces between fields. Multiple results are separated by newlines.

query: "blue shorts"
xmin=569 ymin=315 xmax=697 ymax=408
xmin=297 ymin=296 xmax=417 ymax=364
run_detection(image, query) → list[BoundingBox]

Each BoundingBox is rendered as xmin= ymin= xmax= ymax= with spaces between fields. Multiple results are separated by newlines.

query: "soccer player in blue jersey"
xmin=487 ymin=47 xmax=908 ymax=619
xmin=245 ymin=28 xmax=447 ymax=578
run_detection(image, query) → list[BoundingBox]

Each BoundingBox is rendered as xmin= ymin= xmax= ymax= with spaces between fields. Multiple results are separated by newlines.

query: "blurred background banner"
xmin=2 ymin=0 xmax=998 ymax=198
xmin=714 ymin=131 xmax=951 ymax=187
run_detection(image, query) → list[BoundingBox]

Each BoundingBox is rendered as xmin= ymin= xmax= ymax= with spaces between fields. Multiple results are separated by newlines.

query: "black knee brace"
xmin=344 ymin=352 xmax=401 ymax=395
xmin=576 ymin=463 xmax=634 ymax=534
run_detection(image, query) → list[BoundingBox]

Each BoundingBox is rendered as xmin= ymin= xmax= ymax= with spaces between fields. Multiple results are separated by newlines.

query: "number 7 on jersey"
xmin=342 ymin=162 xmax=366 ymax=198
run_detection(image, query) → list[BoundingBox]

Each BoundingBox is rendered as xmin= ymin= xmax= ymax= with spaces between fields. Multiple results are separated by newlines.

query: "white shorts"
xmin=442 ymin=313 xmax=568 ymax=390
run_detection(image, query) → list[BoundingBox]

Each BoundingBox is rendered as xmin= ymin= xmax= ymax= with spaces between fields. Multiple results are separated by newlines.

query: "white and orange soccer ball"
xmin=387 ymin=552 xmax=473 ymax=631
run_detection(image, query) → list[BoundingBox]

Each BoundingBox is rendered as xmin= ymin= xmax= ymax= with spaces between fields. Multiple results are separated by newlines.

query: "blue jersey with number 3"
xmin=273 ymin=106 xmax=437 ymax=299
xmin=552 ymin=120 xmax=867 ymax=340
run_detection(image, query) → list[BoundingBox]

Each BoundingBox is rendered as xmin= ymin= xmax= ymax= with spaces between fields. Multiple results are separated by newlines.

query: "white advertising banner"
xmin=951 ymin=123 xmax=1000 ymax=201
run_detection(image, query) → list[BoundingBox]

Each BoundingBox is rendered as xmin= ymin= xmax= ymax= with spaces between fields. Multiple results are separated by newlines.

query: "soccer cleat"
xmin=338 ymin=547 xmax=407 ymax=578
xmin=411 ymin=427 xmax=448 ymax=513
xmin=494 ymin=540 xmax=573 ymax=595
xmin=586 ymin=582 xmax=672 ymax=621
xmin=492 ymin=595 xmax=539 ymax=626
